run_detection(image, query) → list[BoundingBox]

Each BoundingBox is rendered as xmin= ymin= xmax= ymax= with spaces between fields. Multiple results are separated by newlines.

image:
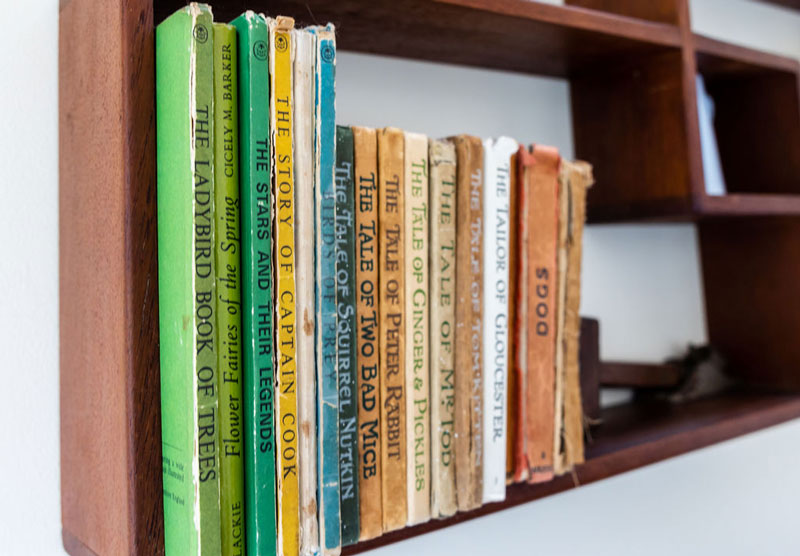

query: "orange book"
xmin=522 ymin=145 xmax=560 ymax=484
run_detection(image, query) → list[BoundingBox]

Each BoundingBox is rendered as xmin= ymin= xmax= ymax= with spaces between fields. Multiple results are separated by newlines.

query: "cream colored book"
xmin=428 ymin=138 xmax=457 ymax=518
xmin=481 ymin=136 xmax=518 ymax=503
xmin=404 ymin=131 xmax=430 ymax=525
xmin=292 ymin=27 xmax=319 ymax=556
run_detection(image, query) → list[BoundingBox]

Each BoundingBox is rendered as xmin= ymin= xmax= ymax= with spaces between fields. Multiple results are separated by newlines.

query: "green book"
xmin=231 ymin=11 xmax=278 ymax=556
xmin=335 ymin=125 xmax=360 ymax=545
xmin=156 ymin=4 xmax=222 ymax=556
xmin=213 ymin=22 xmax=246 ymax=556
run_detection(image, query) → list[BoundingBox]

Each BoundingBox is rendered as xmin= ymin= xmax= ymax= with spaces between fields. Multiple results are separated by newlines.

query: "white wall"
xmin=1 ymin=0 xmax=798 ymax=554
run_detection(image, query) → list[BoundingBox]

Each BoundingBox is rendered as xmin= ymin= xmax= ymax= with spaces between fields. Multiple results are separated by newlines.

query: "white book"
xmin=292 ymin=28 xmax=320 ymax=556
xmin=481 ymin=136 xmax=518 ymax=503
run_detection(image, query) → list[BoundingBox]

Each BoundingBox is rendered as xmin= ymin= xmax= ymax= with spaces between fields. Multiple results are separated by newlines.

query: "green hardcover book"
xmin=231 ymin=11 xmax=278 ymax=556
xmin=335 ymin=125 xmax=360 ymax=545
xmin=156 ymin=4 xmax=222 ymax=556
xmin=213 ymin=22 xmax=246 ymax=556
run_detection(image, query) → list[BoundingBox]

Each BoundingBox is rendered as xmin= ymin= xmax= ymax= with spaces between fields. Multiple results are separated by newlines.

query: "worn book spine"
xmin=553 ymin=155 xmax=570 ymax=477
xmin=378 ymin=127 xmax=407 ymax=531
xmin=452 ymin=135 xmax=484 ymax=511
xmin=230 ymin=11 xmax=277 ymax=556
xmin=403 ymin=131 xmax=431 ymax=525
xmin=505 ymin=151 xmax=519 ymax=484
xmin=512 ymin=147 xmax=529 ymax=483
xmin=560 ymin=160 xmax=594 ymax=471
xmin=353 ymin=126 xmax=382 ymax=540
xmin=481 ymin=137 xmax=517 ymax=503
xmin=155 ymin=5 xmax=222 ymax=555
xmin=292 ymin=27 xmax=319 ymax=556
xmin=335 ymin=126 xmax=360 ymax=545
xmin=269 ymin=16 xmax=300 ymax=556
xmin=523 ymin=145 xmax=560 ymax=484
xmin=213 ymin=22 xmax=245 ymax=556
xmin=428 ymin=139 xmax=457 ymax=518
xmin=311 ymin=23 xmax=341 ymax=556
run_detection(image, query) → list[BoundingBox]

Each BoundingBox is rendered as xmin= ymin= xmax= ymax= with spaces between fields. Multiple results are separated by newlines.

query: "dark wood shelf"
xmin=61 ymin=1 xmax=800 ymax=554
xmin=344 ymin=391 xmax=800 ymax=555
xmin=154 ymin=0 xmax=682 ymax=77
xmin=756 ymin=0 xmax=800 ymax=11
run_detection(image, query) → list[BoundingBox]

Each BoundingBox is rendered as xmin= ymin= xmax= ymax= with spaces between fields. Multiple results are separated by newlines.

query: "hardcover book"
xmin=557 ymin=160 xmax=593 ymax=473
xmin=213 ymin=21 xmax=245 ymax=555
xmin=155 ymin=5 xmax=222 ymax=554
xmin=269 ymin=16 xmax=300 ymax=556
xmin=353 ymin=126 xmax=382 ymax=540
xmin=230 ymin=11 xmax=278 ymax=555
xmin=452 ymin=135 xmax=484 ymax=511
xmin=404 ymin=131 xmax=431 ymax=525
xmin=428 ymin=138 xmax=457 ymax=518
xmin=335 ymin=126 xmax=360 ymax=545
xmin=378 ymin=127 xmax=408 ymax=531
xmin=292 ymin=26 xmax=320 ymax=556
xmin=310 ymin=23 xmax=341 ymax=556
xmin=522 ymin=145 xmax=560 ymax=484
xmin=481 ymin=137 xmax=517 ymax=503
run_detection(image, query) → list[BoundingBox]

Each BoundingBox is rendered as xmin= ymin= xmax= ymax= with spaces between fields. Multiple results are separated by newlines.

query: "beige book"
xmin=404 ymin=131 xmax=431 ymax=525
xmin=378 ymin=127 xmax=407 ymax=531
xmin=292 ymin=28 xmax=319 ymax=556
xmin=559 ymin=160 xmax=594 ymax=472
xmin=452 ymin=135 xmax=484 ymax=511
xmin=429 ymin=139 xmax=457 ymax=518
xmin=353 ymin=126 xmax=383 ymax=540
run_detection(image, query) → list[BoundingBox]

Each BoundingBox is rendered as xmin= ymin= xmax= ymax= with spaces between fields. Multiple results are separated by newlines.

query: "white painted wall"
xmin=0 ymin=0 xmax=798 ymax=554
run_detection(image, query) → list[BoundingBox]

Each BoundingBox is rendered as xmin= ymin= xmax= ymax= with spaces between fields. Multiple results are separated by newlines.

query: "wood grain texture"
xmin=566 ymin=0 xmax=679 ymax=24
xmin=60 ymin=0 xmax=162 ymax=554
xmin=701 ymin=218 xmax=800 ymax=390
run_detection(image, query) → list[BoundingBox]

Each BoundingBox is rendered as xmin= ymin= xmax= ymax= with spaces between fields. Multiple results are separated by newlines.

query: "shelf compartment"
xmin=343 ymin=391 xmax=800 ymax=555
xmin=695 ymin=35 xmax=800 ymax=198
xmin=154 ymin=0 xmax=682 ymax=77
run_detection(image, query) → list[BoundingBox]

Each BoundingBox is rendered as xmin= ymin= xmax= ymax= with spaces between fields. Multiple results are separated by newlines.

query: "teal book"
xmin=213 ymin=22 xmax=246 ymax=556
xmin=156 ymin=4 xmax=222 ymax=555
xmin=231 ymin=11 xmax=278 ymax=556
xmin=310 ymin=24 xmax=342 ymax=556
xmin=335 ymin=126 xmax=359 ymax=545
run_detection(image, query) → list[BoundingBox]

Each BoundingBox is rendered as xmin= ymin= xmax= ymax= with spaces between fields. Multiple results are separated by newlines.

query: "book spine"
xmin=560 ymin=160 xmax=593 ymax=470
xmin=523 ymin=145 xmax=560 ymax=484
xmin=311 ymin=24 xmax=341 ymax=556
xmin=231 ymin=11 xmax=278 ymax=556
xmin=269 ymin=16 xmax=300 ymax=556
xmin=453 ymin=135 xmax=484 ymax=511
xmin=155 ymin=5 xmax=222 ymax=555
xmin=481 ymin=137 xmax=517 ymax=503
xmin=378 ymin=127 xmax=407 ymax=531
xmin=505 ymin=151 xmax=520 ymax=484
xmin=353 ymin=126 xmax=382 ymax=540
xmin=292 ymin=28 xmax=320 ymax=556
xmin=213 ymin=22 xmax=245 ymax=556
xmin=428 ymin=139 xmax=457 ymax=518
xmin=512 ymin=147 xmax=529 ymax=483
xmin=553 ymin=155 xmax=570 ymax=476
xmin=335 ymin=126 xmax=360 ymax=545
xmin=403 ymin=132 xmax=431 ymax=525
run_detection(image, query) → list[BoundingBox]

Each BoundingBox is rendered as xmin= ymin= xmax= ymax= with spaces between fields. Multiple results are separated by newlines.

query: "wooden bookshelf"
xmin=59 ymin=0 xmax=800 ymax=554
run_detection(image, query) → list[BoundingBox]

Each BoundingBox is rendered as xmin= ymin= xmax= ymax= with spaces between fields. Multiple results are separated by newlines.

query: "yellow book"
xmin=269 ymin=16 xmax=299 ymax=556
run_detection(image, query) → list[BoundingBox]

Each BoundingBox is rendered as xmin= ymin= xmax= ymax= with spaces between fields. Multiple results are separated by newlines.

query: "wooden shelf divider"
xmin=60 ymin=0 xmax=800 ymax=554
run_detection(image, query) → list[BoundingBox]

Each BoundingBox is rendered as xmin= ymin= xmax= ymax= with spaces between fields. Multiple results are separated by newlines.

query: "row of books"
xmin=155 ymin=4 xmax=594 ymax=556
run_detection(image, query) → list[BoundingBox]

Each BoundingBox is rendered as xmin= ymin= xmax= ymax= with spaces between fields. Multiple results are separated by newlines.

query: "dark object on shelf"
xmin=60 ymin=1 xmax=800 ymax=555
